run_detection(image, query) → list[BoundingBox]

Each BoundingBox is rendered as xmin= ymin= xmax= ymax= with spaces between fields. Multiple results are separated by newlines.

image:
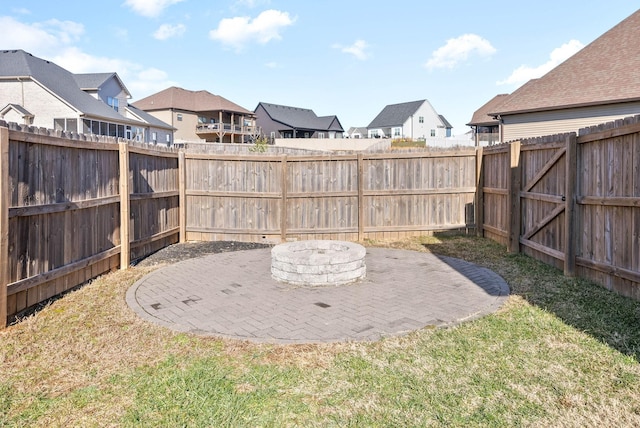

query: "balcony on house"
xmin=195 ymin=111 xmax=257 ymax=143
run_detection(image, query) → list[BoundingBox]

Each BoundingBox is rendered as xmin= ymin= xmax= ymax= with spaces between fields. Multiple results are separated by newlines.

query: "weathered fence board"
xmin=0 ymin=124 xmax=179 ymax=322
xmin=182 ymin=150 xmax=477 ymax=244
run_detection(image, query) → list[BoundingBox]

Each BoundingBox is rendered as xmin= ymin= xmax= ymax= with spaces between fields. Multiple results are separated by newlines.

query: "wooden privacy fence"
xmin=180 ymin=150 xmax=477 ymax=243
xmin=478 ymin=115 xmax=640 ymax=300
xmin=3 ymin=113 xmax=640 ymax=326
xmin=0 ymin=124 xmax=179 ymax=326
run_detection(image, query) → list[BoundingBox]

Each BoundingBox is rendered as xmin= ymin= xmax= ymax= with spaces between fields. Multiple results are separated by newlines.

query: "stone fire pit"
xmin=271 ymin=240 xmax=366 ymax=286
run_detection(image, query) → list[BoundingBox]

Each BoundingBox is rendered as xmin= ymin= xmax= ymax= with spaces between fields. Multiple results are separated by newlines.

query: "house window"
xmin=177 ymin=113 xmax=183 ymax=121
xmin=54 ymin=118 xmax=78 ymax=133
xmin=198 ymin=116 xmax=207 ymax=124
xmin=107 ymin=96 xmax=119 ymax=112
xmin=393 ymin=127 xmax=401 ymax=137
xmin=419 ymin=116 xmax=424 ymax=123
xmin=152 ymin=132 xmax=157 ymax=143
xmin=430 ymin=129 xmax=436 ymax=137
xmin=166 ymin=134 xmax=171 ymax=143
xmin=318 ymin=133 xmax=325 ymax=139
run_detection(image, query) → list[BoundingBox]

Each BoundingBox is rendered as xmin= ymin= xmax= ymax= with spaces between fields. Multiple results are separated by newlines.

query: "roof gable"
xmin=438 ymin=115 xmax=453 ymax=129
xmin=367 ymin=100 xmax=425 ymax=128
xmin=133 ymin=86 xmax=253 ymax=115
xmin=492 ymin=9 xmax=640 ymax=115
xmin=74 ymin=72 xmax=131 ymax=98
xmin=1 ymin=103 xmax=33 ymax=117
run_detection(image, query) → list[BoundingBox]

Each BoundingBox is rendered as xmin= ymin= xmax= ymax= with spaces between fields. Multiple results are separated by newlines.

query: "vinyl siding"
xmin=502 ymin=102 xmax=640 ymax=141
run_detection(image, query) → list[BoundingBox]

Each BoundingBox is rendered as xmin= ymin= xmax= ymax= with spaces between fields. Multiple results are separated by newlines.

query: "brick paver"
xmin=126 ymin=248 xmax=509 ymax=344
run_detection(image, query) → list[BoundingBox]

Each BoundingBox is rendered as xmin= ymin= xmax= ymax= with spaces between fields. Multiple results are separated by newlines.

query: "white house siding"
xmin=501 ymin=101 xmax=640 ymax=141
xmin=402 ymin=100 xmax=448 ymax=139
xmin=1 ymin=80 xmax=78 ymax=129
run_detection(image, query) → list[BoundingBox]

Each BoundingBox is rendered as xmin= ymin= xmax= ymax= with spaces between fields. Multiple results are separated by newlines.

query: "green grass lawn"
xmin=1 ymin=235 xmax=640 ymax=427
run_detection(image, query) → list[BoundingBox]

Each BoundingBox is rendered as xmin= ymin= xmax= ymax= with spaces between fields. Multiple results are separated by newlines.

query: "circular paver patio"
xmin=126 ymin=247 xmax=509 ymax=344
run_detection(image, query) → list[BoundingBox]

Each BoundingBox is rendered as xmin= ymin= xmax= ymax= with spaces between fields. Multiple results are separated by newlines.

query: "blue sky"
xmin=1 ymin=1 xmax=638 ymax=136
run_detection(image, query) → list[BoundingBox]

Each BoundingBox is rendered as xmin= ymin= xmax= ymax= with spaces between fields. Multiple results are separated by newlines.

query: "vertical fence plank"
xmin=280 ymin=155 xmax=287 ymax=242
xmin=0 ymin=127 xmax=8 ymax=327
xmin=179 ymin=151 xmax=186 ymax=243
xmin=475 ymin=147 xmax=484 ymax=237
xmin=119 ymin=142 xmax=130 ymax=269
xmin=564 ymin=133 xmax=578 ymax=276
xmin=357 ymin=153 xmax=364 ymax=241
xmin=508 ymin=141 xmax=522 ymax=253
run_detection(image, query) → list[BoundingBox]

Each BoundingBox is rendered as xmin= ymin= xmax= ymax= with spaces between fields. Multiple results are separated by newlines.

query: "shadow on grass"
xmin=422 ymin=233 xmax=640 ymax=362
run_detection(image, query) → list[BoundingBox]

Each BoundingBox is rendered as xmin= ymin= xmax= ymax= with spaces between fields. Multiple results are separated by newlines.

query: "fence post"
xmin=0 ymin=127 xmax=8 ymax=328
xmin=475 ymin=146 xmax=484 ymax=237
xmin=280 ymin=155 xmax=288 ymax=242
xmin=508 ymin=141 xmax=522 ymax=253
xmin=357 ymin=153 xmax=364 ymax=241
xmin=564 ymin=133 xmax=578 ymax=276
xmin=178 ymin=151 xmax=186 ymax=243
xmin=119 ymin=141 xmax=130 ymax=269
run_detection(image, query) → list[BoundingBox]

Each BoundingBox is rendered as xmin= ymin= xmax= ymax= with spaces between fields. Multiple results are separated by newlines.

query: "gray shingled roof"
xmin=367 ymin=100 xmax=425 ymax=128
xmin=258 ymin=102 xmax=344 ymax=131
xmin=438 ymin=115 xmax=452 ymax=129
xmin=491 ymin=9 xmax=640 ymax=115
xmin=1 ymin=103 xmax=33 ymax=117
xmin=0 ymin=50 xmax=131 ymax=122
xmin=126 ymin=104 xmax=174 ymax=130
xmin=74 ymin=72 xmax=132 ymax=97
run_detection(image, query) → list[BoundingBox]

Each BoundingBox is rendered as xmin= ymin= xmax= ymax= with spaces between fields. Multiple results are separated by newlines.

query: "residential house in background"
xmin=367 ymin=99 xmax=452 ymax=139
xmin=132 ymin=87 xmax=256 ymax=144
xmin=0 ymin=50 xmax=174 ymax=145
xmin=488 ymin=9 xmax=640 ymax=142
xmin=254 ymin=102 xmax=344 ymax=141
xmin=466 ymin=94 xmax=509 ymax=146
xmin=346 ymin=126 xmax=368 ymax=139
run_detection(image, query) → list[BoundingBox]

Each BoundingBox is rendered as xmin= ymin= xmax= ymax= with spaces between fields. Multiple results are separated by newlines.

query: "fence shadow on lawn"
xmin=422 ymin=234 xmax=640 ymax=362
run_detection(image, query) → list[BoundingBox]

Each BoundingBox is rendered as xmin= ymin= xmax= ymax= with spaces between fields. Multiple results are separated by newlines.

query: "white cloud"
xmin=0 ymin=16 xmax=175 ymax=99
xmin=12 ymin=8 xmax=31 ymax=15
xmin=122 ymin=0 xmax=185 ymax=18
xmin=209 ymin=9 xmax=295 ymax=51
xmin=265 ymin=61 xmax=279 ymax=68
xmin=0 ymin=16 xmax=61 ymax=52
xmin=54 ymin=47 xmax=177 ymax=98
xmin=234 ymin=0 xmax=270 ymax=8
xmin=153 ymin=23 xmax=186 ymax=40
xmin=425 ymin=33 xmax=496 ymax=70
xmin=333 ymin=39 xmax=370 ymax=60
xmin=497 ymin=39 xmax=584 ymax=86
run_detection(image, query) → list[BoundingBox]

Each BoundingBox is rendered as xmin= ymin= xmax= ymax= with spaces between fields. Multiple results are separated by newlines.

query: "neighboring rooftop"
xmin=257 ymin=102 xmax=343 ymax=131
xmin=491 ymin=9 xmax=640 ymax=115
xmin=367 ymin=100 xmax=425 ymax=128
xmin=133 ymin=86 xmax=253 ymax=115
xmin=467 ymin=94 xmax=510 ymax=126
xmin=0 ymin=49 xmax=129 ymax=122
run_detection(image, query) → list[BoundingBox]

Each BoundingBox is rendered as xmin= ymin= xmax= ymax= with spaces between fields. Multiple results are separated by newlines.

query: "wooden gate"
xmin=509 ymin=134 xmax=577 ymax=275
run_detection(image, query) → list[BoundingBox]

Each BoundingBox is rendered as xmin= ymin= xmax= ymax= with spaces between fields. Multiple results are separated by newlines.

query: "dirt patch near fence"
xmin=134 ymin=241 xmax=272 ymax=267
